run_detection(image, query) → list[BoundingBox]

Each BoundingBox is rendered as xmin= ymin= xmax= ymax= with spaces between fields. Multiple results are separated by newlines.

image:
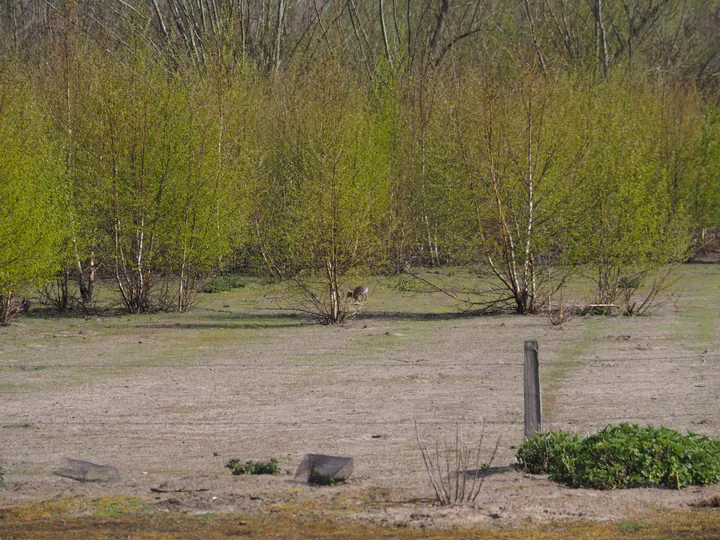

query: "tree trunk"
xmin=326 ymin=259 xmax=343 ymax=323
xmin=0 ymin=293 xmax=17 ymax=326
xmin=273 ymin=0 xmax=285 ymax=72
xmin=379 ymin=0 xmax=394 ymax=68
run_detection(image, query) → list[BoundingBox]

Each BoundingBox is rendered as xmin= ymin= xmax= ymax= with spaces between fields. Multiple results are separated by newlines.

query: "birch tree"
xmin=449 ymin=69 xmax=584 ymax=314
xmin=258 ymin=63 xmax=391 ymax=323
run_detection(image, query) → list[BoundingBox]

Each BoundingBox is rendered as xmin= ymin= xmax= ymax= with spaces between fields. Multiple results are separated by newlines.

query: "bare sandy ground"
xmin=1 ymin=269 xmax=719 ymax=531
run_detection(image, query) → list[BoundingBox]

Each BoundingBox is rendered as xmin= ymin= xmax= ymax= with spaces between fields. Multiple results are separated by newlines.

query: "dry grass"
xmin=1 ymin=497 xmax=720 ymax=539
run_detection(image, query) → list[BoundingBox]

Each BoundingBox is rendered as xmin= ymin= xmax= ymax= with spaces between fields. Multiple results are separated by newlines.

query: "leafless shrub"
xmin=39 ymin=272 xmax=76 ymax=312
xmin=406 ymin=270 xmax=513 ymax=315
xmin=538 ymin=283 xmax=577 ymax=326
xmin=415 ymin=422 xmax=499 ymax=506
xmin=287 ymin=274 xmax=368 ymax=324
xmin=587 ymin=265 xmax=682 ymax=317
xmin=621 ymin=268 xmax=680 ymax=316
xmin=156 ymin=274 xmax=201 ymax=313
xmin=546 ymin=302 xmax=577 ymax=326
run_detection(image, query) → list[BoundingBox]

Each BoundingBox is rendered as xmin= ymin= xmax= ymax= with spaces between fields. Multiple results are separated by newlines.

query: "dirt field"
xmin=1 ymin=265 xmax=719 ymax=537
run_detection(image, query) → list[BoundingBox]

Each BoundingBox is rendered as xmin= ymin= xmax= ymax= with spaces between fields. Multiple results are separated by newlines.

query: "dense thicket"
xmin=0 ymin=62 xmax=65 ymax=324
xmin=0 ymin=1 xmax=718 ymax=322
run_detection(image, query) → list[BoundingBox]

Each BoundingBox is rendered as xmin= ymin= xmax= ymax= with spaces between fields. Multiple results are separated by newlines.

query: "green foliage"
xmin=253 ymin=62 xmax=393 ymax=322
xmin=272 ymin=64 xmax=391 ymax=275
xmin=693 ymin=104 xmax=720 ymax=233
xmin=517 ymin=424 xmax=720 ymax=490
xmin=307 ymin=471 xmax=345 ymax=486
xmin=200 ymin=275 xmax=246 ymax=293
xmin=0 ymin=62 xmax=66 ymax=324
xmin=71 ymin=45 xmax=253 ymax=312
xmin=571 ymin=78 xmax=695 ymax=306
xmin=427 ymin=69 xmax=587 ymax=312
xmin=0 ymin=35 xmax=713 ymax=322
xmin=225 ymin=458 xmax=280 ymax=476
xmin=515 ymin=430 xmax=583 ymax=475
xmin=393 ymin=276 xmax=424 ymax=293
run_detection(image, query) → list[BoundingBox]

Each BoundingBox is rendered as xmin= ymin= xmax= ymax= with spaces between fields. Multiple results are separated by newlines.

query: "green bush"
xmin=516 ymin=430 xmax=582 ymax=476
xmin=394 ymin=276 xmax=424 ymax=294
xmin=200 ymin=275 xmax=246 ymax=294
xmin=516 ymin=424 xmax=720 ymax=490
xmin=225 ymin=458 xmax=280 ymax=475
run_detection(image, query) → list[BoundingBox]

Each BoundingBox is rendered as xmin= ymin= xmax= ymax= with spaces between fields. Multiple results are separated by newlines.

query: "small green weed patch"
xmin=200 ymin=275 xmax=246 ymax=293
xmin=393 ymin=276 xmax=425 ymax=294
xmin=226 ymin=458 xmax=280 ymax=475
xmin=617 ymin=520 xmax=648 ymax=533
xmin=308 ymin=471 xmax=345 ymax=486
xmin=517 ymin=423 xmax=720 ymax=489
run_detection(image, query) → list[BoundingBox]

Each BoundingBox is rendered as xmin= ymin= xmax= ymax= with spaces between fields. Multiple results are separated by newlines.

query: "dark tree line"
xmin=2 ymin=1 xmax=719 ymax=88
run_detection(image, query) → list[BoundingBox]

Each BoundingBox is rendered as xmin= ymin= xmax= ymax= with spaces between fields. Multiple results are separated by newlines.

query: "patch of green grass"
xmin=0 ymin=383 xmax=27 ymax=391
xmin=617 ymin=520 xmax=649 ymax=533
xmin=541 ymin=318 xmax=605 ymax=421
xmin=393 ymin=276 xmax=426 ymax=294
xmin=200 ymin=275 xmax=246 ymax=294
xmin=667 ymin=265 xmax=720 ymax=352
xmin=92 ymin=501 xmax=144 ymax=517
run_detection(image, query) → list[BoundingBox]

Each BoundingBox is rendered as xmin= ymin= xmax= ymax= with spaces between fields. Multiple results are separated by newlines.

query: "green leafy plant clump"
xmin=225 ymin=458 xmax=280 ymax=476
xmin=516 ymin=424 xmax=720 ymax=490
xmin=307 ymin=471 xmax=345 ymax=486
xmin=515 ymin=430 xmax=583 ymax=475
xmin=393 ymin=276 xmax=425 ymax=294
xmin=200 ymin=275 xmax=247 ymax=294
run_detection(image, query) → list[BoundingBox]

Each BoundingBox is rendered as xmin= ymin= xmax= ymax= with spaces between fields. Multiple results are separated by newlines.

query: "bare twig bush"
xmin=287 ymin=274 xmax=367 ymax=324
xmin=415 ymin=422 xmax=499 ymax=506
xmin=539 ymin=284 xmax=577 ymax=326
xmin=156 ymin=274 xmax=201 ymax=313
xmin=546 ymin=302 xmax=577 ymax=326
xmin=39 ymin=272 xmax=76 ymax=312
xmin=407 ymin=270 xmax=513 ymax=315
xmin=621 ymin=268 xmax=680 ymax=316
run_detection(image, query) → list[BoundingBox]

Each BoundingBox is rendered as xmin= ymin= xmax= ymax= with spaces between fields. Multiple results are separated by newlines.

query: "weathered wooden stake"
xmin=524 ymin=340 xmax=541 ymax=439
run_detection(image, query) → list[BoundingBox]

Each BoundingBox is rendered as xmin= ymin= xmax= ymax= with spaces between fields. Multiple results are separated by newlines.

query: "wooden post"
xmin=524 ymin=340 xmax=541 ymax=439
